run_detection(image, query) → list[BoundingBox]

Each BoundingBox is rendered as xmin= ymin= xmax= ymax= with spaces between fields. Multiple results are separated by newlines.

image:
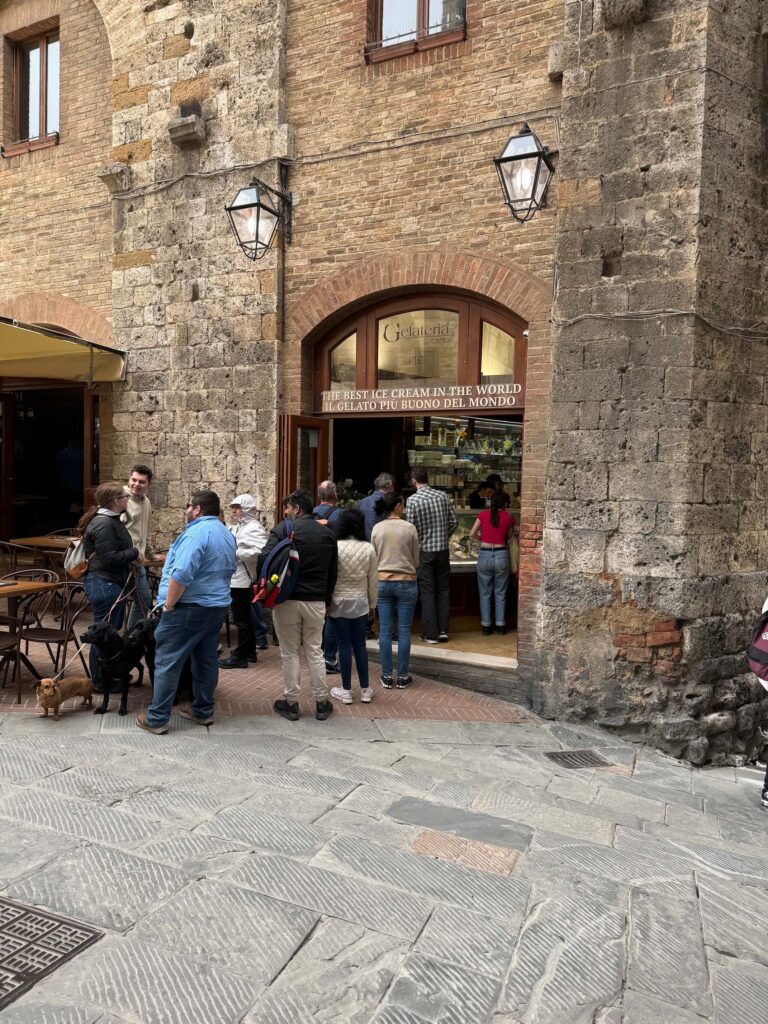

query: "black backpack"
xmin=252 ymin=519 xmax=300 ymax=608
xmin=746 ymin=609 xmax=768 ymax=688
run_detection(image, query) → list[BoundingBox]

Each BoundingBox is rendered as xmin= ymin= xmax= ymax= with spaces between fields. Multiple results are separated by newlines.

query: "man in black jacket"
xmin=259 ymin=489 xmax=338 ymax=722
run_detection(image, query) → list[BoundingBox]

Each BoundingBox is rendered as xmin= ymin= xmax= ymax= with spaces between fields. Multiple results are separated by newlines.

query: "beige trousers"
xmin=272 ymin=600 xmax=329 ymax=703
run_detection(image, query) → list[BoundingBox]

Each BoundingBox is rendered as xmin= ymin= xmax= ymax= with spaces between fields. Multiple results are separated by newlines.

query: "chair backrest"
xmin=57 ymin=583 xmax=90 ymax=631
xmin=0 ymin=541 xmax=38 ymax=575
xmin=0 ymin=569 xmax=59 ymax=583
xmin=17 ymin=587 xmax=58 ymax=629
xmin=46 ymin=529 xmax=78 ymax=537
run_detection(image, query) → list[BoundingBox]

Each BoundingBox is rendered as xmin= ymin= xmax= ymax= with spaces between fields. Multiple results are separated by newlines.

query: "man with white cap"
xmin=218 ymin=493 xmax=268 ymax=669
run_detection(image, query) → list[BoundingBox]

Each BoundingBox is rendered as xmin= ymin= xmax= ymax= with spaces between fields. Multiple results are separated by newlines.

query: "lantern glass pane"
xmin=502 ymin=156 xmax=538 ymax=205
xmin=231 ymin=206 xmax=259 ymax=247
xmin=534 ymin=162 xmax=552 ymax=207
xmin=257 ymin=206 xmax=279 ymax=247
xmin=500 ymin=132 xmax=542 ymax=162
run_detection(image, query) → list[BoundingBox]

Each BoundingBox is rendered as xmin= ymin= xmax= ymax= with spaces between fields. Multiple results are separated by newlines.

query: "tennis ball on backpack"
xmin=270 ymin=574 xmax=279 ymax=584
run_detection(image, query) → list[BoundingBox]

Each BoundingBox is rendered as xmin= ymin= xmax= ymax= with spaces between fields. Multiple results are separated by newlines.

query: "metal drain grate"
xmin=544 ymin=748 xmax=614 ymax=769
xmin=0 ymin=897 xmax=102 ymax=1010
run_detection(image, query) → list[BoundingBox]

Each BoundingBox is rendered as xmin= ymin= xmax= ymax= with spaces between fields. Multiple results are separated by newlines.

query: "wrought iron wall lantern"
xmin=225 ymin=173 xmax=292 ymax=261
xmin=495 ymin=123 xmax=555 ymax=223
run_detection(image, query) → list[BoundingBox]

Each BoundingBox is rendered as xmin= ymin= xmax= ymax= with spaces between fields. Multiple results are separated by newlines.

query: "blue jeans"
xmin=323 ymin=617 xmax=338 ymax=666
xmin=477 ymin=548 xmax=510 ymax=627
xmin=84 ymin=574 xmax=128 ymax=687
xmin=127 ymin=565 xmax=153 ymax=629
xmin=377 ymin=580 xmax=418 ymax=679
xmin=250 ymin=599 xmax=268 ymax=646
xmin=330 ymin=614 xmax=369 ymax=689
xmin=145 ymin=604 xmax=229 ymax=727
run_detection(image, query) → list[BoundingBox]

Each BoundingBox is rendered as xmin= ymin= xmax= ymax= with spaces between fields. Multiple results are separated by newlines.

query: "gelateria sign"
xmin=321 ymin=382 xmax=524 ymax=414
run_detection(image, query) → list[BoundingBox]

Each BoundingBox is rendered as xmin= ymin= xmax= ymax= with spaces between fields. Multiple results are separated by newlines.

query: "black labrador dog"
xmin=80 ymin=618 xmax=155 ymax=716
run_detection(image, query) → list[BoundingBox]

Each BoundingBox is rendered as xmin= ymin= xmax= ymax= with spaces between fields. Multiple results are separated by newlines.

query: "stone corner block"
xmin=98 ymin=162 xmax=132 ymax=194
xmin=272 ymin=123 xmax=296 ymax=161
xmin=168 ymin=113 xmax=206 ymax=147
xmin=602 ymin=0 xmax=647 ymax=29
xmin=547 ymin=42 xmax=564 ymax=82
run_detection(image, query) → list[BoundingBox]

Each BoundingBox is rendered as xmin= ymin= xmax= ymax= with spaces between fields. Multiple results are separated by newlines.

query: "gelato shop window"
xmin=330 ymin=333 xmax=357 ymax=390
xmin=377 ymin=310 xmax=459 ymax=388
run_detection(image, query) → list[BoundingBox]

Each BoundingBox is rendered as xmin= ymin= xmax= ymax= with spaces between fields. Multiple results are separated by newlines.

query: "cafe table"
xmin=0 ymin=579 xmax=63 ymax=695
xmin=10 ymin=535 xmax=75 ymax=552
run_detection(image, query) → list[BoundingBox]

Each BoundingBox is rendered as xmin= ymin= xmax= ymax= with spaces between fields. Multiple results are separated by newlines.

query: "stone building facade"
xmin=1 ymin=0 xmax=767 ymax=762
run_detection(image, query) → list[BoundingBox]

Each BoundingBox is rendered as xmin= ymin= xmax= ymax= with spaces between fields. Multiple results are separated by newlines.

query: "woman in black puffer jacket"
xmin=78 ymin=481 xmax=139 ymax=687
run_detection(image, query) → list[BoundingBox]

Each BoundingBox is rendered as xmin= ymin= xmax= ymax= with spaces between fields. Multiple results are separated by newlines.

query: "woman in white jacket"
xmin=328 ymin=508 xmax=378 ymax=704
xmin=219 ymin=494 xmax=268 ymax=669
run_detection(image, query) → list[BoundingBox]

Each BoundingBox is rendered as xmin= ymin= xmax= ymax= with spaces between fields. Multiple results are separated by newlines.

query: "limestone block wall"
xmin=538 ymin=0 xmax=768 ymax=764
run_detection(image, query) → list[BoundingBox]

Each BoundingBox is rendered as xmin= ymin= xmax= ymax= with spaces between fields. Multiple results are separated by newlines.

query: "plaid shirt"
xmin=406 ymin=486 xmax=458 ymax=553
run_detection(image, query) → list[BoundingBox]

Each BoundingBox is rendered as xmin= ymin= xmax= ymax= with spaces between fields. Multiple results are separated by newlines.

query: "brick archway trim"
xmin=288 ymin=247 xmax=551 ymax=344
xmin=0 ymin=293 xmax=113 ymax=345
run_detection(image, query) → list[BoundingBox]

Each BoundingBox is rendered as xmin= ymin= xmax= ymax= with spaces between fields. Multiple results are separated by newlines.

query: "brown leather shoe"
xmin=179 ymin=709 xmax=214 ymax=727
xmin=136 ymin=712 xmax=168 ymax=735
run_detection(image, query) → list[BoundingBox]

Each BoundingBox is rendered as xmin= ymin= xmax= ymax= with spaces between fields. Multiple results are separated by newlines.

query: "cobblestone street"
xmin=0 ymin=698 xmax=766 ymax=1023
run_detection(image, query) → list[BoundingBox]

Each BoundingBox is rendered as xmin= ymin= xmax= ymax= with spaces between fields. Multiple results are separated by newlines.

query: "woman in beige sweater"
xmin=328 ymin=508 xmax=378 ymax=705
xmin=371 ymin=492 xmax=420 ymax=689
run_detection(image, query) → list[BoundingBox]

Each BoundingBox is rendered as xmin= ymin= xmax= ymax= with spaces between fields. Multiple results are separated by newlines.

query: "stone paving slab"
xmin=0 ymin=1003 xmax=103 ymax=1024
xmin=198 ymin=804 xmax=329 ymax=857
xmin=226 ymin=853 xmax=432 ymax=940
xmin=627 ymin=890 xmax=711 ymax=1015
xmin=712 ymin=960 xmax=768 ymax=1024
xmin=386 ymin=794 xmax=532 ymax=851
xmin=5 ymin=843 xmax=191 ymax=931
xmin=245 ymin=918 xmax=407 ymax=1024
xmin=31 ymin=765 xmax=169 ymax=805
xmin=414 ymin=904 xmax=519 ymax=978
xmin=0 ymin=821 xmax=80 ymax=886
xmin=315 ymin=833 xmax=530 ymax=920
xmin=234 ymin=785 xmax=338 ymax=822
xmin=0 ymin=789 xmax=163 ymax=847
xmin=132 ymin=879 xmax=317 ymax=981
xmin=315 ymin=808 xmax=421 ymax=849
xmin=498 ymin=894 xmax=625 ymax=1022
xmin=698 ymin=873 xmax=768 ymax=968
xmin=374 ymin=953 xmax=501 ymax=1024
xmin=23 ymin=935 xmax=260 ymax=1024
xmin=623 ymin=990 xmax=708 ymax=1024
xmin=135 ymin=829 xmax=251 ymax=875
xmin=471 ymin=787 xmax=615 ymax=845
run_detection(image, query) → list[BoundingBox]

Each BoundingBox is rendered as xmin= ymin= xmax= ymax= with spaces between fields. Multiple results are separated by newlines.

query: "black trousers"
xmin=230 ymin=587 xmax=256 ymax=660
xmin=417 ymin=549 xmax=451 ymax=640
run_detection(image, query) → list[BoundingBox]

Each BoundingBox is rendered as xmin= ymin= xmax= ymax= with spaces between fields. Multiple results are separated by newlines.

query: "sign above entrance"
xmin=321 ymin=382 xmax=524 ymax=414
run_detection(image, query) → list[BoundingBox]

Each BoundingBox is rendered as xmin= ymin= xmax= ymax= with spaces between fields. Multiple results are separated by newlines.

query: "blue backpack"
xmin=252 ymin=519 xmax=300 ymax=608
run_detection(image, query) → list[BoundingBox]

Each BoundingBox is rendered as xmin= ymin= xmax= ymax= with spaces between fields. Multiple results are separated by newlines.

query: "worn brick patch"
xmin=411 ymin=830 xmax=518 ymax=876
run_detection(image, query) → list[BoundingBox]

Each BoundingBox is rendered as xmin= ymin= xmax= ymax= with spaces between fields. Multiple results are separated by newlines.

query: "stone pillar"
xmin=536 ymin=1 xmax=768 ymax=764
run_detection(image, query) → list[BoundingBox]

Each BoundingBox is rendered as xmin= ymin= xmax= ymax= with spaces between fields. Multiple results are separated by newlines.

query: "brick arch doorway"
xmin=282 ymin=280 xmax=548 ymax=679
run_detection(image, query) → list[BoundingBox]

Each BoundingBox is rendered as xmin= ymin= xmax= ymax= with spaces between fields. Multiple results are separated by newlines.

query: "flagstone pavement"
xmin=0 ymin=696 xmax=767 ymax=1023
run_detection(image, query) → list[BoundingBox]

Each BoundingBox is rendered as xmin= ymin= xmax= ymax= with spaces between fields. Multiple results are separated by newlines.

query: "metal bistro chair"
xmin=18 ymin=582 xmax=91 ymax=680
xmin=0 ymin=612 xmax=22 ymax=698
xmin=0 ymin=541 xmax=41 ymax=575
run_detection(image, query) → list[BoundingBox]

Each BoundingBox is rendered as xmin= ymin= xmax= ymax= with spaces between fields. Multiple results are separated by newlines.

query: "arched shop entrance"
xmin=281 ymin=291 xmax=528 ymax=662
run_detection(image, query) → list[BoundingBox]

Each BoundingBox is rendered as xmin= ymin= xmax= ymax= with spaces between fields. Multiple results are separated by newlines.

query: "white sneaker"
xmin=330 ymin=686 xmax=353 ymax=705
xmin=361 ymin=688 xmax=373 ymax=703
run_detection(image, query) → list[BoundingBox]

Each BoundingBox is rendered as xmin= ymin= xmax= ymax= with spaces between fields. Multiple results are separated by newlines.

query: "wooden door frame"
xmin=276 ymin=414 xmax=330 ymax=523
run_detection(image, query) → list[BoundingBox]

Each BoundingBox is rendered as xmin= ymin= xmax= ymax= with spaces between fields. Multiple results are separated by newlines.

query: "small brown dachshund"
xmin=36 ymin=677 xmax=93 ymax=721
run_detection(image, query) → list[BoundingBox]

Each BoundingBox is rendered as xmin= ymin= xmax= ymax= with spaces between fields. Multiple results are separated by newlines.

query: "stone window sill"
xmin=1 ymin=133 xmax=59 ymax=159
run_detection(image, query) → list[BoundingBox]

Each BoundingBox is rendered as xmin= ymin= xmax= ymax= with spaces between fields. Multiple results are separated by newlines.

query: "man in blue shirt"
xmin=138 ymin=490 xmax=236 ymax=734
xmin=358 ymin=472 xmax=394 ymax=540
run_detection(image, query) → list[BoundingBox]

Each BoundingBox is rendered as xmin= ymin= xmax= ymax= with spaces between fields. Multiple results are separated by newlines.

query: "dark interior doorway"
xmin=331 ymin=417 xmax=410 ymax=495
xmin=12 ymin=388 xmax=84 ymax=535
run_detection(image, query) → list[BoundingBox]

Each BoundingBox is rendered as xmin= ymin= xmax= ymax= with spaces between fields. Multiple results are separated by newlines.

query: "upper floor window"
xmin=367 ymin=0 xmax=466 ymax=63
xmin=2 ymin=19 xmax=60 ymax=156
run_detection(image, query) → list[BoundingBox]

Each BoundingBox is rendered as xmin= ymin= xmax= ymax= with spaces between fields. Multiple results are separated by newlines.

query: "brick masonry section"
xmin=411 ymin=830 xmax=519 ymax=876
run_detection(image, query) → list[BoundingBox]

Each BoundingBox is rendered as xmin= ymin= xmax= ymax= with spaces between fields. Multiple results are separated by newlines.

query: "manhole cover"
xmin=0 ymin=897 xmax=102 ymax=1010
xmin=544 ymin=749 xmax=614 ymax=769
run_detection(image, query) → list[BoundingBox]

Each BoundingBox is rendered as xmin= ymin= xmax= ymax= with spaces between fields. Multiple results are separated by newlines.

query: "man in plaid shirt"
xmin=406 ymin=467 xmax=458 ymax=644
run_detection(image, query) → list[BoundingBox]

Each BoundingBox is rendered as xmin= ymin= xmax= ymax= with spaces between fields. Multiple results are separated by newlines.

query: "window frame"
xmin=314 ymin=293 xmax=527 ymax=411
xmin=2 ymin=18 xmax=60 ymax=158
xmin=365 ymin=0 xmax=467 ymax=64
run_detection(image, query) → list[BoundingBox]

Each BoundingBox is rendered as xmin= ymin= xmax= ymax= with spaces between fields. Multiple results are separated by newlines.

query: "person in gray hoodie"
xmin=218 ymin=494 xmax=268 ymax=669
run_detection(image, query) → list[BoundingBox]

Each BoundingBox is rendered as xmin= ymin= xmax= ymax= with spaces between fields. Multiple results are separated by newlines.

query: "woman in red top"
xmin=469 ymin=490 xmax=515 ymax=635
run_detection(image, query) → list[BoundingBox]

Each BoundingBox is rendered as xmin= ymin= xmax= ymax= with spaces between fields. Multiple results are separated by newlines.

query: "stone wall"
xmin=538 ymin=0 xmax=768 ymax=763
xmin=1 ymin=0 xmax=288 ymax=543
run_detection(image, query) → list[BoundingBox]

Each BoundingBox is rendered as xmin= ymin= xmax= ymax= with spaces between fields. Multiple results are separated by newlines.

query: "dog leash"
xmin=49 ymin=639 xmax=91 ymax=682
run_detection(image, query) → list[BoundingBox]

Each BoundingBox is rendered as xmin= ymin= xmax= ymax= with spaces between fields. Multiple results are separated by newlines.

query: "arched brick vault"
xmin=0 ymin=293 xmax=113 ymax=344
xmin=286 ymin=247 xmax=552 ymax=687
xmin=288 ymin=247 xmax=551 ymax=348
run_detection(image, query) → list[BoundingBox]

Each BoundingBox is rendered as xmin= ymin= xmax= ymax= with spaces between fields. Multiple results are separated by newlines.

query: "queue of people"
xmin=75 ymin=461 xmax=517 ymax=731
